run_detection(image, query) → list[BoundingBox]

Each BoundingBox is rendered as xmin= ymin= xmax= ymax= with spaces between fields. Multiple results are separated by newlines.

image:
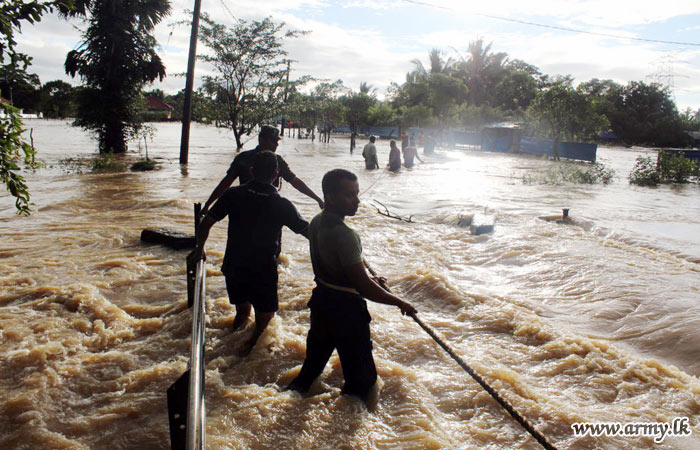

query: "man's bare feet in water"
xmin=237 ymin=336 xmax=257 ymax=357
xmin=236 ymin=311 xmax=273 ymax=357
xmin=232 ymin=303 xmax=251 ymax=331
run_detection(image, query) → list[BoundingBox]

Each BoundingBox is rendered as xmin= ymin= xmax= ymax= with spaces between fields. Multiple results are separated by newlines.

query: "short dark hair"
xmin=259 ymin=125 xmax=280 ymax=141
xmin=369 ymin=136 xmax=376 ymax=142
xmin=322 ymin=169 xmax=357 ymax=197
xmin=252 ymin=150 xmax=279 ymax=180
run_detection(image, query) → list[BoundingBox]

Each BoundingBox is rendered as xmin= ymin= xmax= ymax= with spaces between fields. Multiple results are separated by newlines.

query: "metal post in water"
xmin=179 ymin=0 xmax=204 ymax=165
xmin=186 ymin=258 xmax=207 ymax=450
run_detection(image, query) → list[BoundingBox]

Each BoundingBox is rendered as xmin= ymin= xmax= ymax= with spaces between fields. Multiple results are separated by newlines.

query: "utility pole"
xmin=280 ymin=59 xmax=291 ymax=137
xmin=179 ymin=0 xmax=204 ymax=165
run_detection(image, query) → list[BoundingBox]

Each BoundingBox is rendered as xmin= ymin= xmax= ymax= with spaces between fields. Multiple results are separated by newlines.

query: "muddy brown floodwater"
xmin=1 ymin=121 xmax=699 ymax=449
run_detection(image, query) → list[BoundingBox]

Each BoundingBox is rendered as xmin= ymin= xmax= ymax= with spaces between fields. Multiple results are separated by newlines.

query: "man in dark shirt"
xmin=202 ymin=125 xmax=324 ymax=214
xmin=190 ymin=151 xmax=309 ymax=356
xmin=287 ymin=169 xmax=416 ymax=401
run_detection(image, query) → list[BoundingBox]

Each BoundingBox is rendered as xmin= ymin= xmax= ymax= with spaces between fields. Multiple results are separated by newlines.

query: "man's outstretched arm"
xmin=203 ymin=174 xmax=237 ymax=213
xmin=289 ymin=177 xmax=324 ymax=209
xmin=345 ymin=263 xmax=417 ymax=316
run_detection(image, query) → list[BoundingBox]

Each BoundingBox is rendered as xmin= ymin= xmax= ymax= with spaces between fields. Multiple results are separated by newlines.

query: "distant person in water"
xmin=423 ymin=134 xmax=436 ymax=155
xmin=190 ymin=151 xmax=310 ymax=356
xmin=202 ymin=125 xmax=324 ymax=214
xmin=287 ymin=169 xmax=417 ymax=401
xmin=350 ymin=132 xmax=357 ymax=154
xmin=401 ymin=133 xmax=408 ymax=151
xmin=388 ymin=140 xmax=401 ymax=172
xmin=362 ymin=136 xmax=379 ymax=170
xmin=402 ymin=138 xmax=423 ymax=168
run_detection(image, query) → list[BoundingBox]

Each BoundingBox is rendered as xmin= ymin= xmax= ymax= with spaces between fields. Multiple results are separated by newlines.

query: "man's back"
xmin=362 ymin=143 xmax=378 ymax=169
xmin=403 ymin=146 xmax=417 ymax=167
xmin=208 ymin=181 xmax=308 ymax=271
xmin=228 ymin=147 xmax=295 ymax=187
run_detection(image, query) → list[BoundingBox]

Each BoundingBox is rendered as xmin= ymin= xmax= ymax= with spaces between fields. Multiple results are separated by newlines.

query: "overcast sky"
xmin=15 ymin=0 xmax=700 ymax=110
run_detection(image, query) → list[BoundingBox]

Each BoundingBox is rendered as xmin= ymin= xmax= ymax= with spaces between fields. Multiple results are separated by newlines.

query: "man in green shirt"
xmin=287 ymin=169 xmax=416 ymax=401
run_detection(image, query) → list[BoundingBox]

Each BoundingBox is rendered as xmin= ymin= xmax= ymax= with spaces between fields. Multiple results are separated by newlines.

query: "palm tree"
xmin=454 ymin=39 xmax=508 ymax=106
xmin=359 ymin=81 xmax=377 ymax=96
xmin=409 ymin=48 xmax=453 ymax=81
xmin=61 ymin=0 xmax=171 ymax=153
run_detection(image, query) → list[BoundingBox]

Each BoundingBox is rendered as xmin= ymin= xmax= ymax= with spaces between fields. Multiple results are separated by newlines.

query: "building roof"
xmin=145 ymin=96 xmax=173 ymax=111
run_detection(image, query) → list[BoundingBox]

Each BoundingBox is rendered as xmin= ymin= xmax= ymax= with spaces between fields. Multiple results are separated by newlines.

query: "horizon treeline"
xmin=3 ymin=41 xmax=700 ymax=148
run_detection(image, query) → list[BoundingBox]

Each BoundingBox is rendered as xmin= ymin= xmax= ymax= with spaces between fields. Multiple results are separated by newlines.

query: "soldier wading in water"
xmin=287 ymin=169 xmax=417 ymax=401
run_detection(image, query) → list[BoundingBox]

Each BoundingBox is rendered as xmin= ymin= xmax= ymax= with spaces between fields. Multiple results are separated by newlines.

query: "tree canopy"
xmin=1 ymin=0 xmax=71 ymax=215
xmin=198 ymin=14 xmax=306 ymax=149
xmin=61 ymin=0 xmax=171 ymax=153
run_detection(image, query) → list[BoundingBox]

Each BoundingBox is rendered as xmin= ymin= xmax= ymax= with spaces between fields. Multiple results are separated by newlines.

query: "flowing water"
xmin=1 ymin=121 xmax=699 ymax=450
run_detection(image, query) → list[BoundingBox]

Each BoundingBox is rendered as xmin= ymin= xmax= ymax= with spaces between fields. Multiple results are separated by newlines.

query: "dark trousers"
xmin=291 ymin=286 xmax=377 ymax=400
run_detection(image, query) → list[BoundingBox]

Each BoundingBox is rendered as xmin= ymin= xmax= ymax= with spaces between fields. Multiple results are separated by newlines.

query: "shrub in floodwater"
xmin=58 ymin=153 xmax=127 ymax=173
xmin=628 ymin=156 xmax=660 ymax=186
xmin=521 ymin=161 xmax=616 ymax=185
xmin=130 ymin=159 xmax=158 ymax=171
xmin=657 ymin=150 xmax=699 ymax=183
xmin=629 ymin=150 xmax=699 ymax=186
xmin=90 ymin=152 xmax=127 ymax=172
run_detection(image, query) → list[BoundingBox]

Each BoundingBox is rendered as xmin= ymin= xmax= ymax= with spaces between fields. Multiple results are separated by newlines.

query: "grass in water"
xmin=521 ymin=161 xmax=616 ymax=185
xmin=58 ymin=153 xmax=128 ymax=174
xmin=130 ymin=159 xmax=158 ymax=171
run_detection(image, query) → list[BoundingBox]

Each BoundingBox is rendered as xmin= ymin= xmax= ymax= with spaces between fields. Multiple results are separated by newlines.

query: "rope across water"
xmin=364 ymin=261 xmax=558 ymax=450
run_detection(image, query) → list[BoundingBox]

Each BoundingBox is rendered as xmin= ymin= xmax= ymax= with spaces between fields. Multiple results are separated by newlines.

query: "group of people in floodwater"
xmin=189 ymin=125 xmax=418 ymax=403
xmin=358 ymin=132 xmax=436 ymax=171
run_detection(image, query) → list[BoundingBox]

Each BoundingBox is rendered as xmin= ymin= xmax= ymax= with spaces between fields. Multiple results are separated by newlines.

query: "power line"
xmin=217 ymin=0 xmax=237 ymax=22
xmin=400 ymin=0 xmax=700 ymax=47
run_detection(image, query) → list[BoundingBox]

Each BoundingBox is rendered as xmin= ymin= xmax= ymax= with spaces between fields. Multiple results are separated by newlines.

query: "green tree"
xmin=528 ymin=79 xmax=607 ymax=159
xmin=367 ymin=102 xmax=394 ymax=126
xmin=610 ymin=81 xmax=690 ymax=146
xmin=454 ymin=39 xmax=508 ymax=106
xmin=165 ymin=88 xmax=220 ymax=123
xmin=1 ymin=0 xmax=70 ymax=214
xmin=409 ymin=48 xmax=454 ymax=81
xmin=459 ymin=104 xmax=510 ymax=131
xmin=578 ymin=78 xmax=624 ymax=136
xmin=341 ymin=91 xmax=376 ymax=134
xmin=493 ymin=69 xmax=538 ymax=112
xmin=0 ymin=65 xmax=41 ymax=112
xmin=198 ymin=14 xmax=304 ymax=149
xmin=427 ymin=72 xmax=467 ymax=127
xmin=359 ymin=81 xmax=377 ymax=96
xmin=397 ymin=104 xmax=434 ymax=129
xmin=61 ymin=0 xmax=171 ymax=153
xmin=506 ymin=59 xmax=548 ymax=88
xmin=679 ymin=108 xmax=700 ymax=132
xmin=40 ymin=80 xmax=76 ymax=118
xmin=287 ymin=80 xmax=346 ymax=141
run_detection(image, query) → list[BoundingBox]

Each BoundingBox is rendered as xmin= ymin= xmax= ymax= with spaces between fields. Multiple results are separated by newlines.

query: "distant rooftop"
xmin=145 ymin=96 xmax=173 ymax=111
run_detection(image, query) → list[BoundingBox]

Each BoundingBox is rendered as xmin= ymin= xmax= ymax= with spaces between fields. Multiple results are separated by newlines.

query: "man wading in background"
xmin=362 ymin=136 xmax=379 ymax=170
xmin=190 ymin=151 xmax=309 ymax=356
xmin=202 ymin=125 xmax=324 ymax=213
xmin=287 ymin=169 xmax=417 ymax=401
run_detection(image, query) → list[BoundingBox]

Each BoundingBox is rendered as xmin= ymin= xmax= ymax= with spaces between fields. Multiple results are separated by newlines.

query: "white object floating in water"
xmin=470 ymin=214 xmax=495 ymax=235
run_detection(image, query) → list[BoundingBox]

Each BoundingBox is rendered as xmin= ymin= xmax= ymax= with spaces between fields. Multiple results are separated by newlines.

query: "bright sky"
xmin=15 ymin=0 xmax=700 ymax=111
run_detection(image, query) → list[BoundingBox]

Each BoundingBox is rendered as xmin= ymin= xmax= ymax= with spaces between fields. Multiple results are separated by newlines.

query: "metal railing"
xmin=186 ymin=256 xmax=207 ymax=450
